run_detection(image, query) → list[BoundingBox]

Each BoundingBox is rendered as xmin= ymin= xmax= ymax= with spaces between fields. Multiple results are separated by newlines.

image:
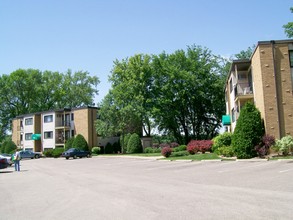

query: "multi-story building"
xmin=12 ymin=106 xmax=98 ymax=152
xmin=223 ymin=40 xmax=293 ymax=139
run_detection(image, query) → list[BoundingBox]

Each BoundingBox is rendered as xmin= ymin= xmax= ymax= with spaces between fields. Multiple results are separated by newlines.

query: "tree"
xmin=0 ymin=69 xmax=100 ymax=139
xmin=3 ymin=140 xmax=17 ymax=154
xmin=232 ymin=102 xmax=264 ymax=159
xmin=234 ymin=46 xmax=255 ymax=59
xmin=151 ymin=46 xmax=226 ymax=143
xmin=72 ymin=134 xmax=89 ymax=151
xmin=283 ymin=7 xmax=293 ymax=38
xmin=65 ymin=137 xmax=75 ymax=150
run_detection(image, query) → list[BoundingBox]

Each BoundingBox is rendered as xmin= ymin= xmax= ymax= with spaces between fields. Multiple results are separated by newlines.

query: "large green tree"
xmin=0 ymin=69 xmax=100 ymax=139
xmin=283 ymin=7 xmax=293 ymax=38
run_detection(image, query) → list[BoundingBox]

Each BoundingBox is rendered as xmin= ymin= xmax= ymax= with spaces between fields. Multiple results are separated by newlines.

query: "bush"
xmin=153 ymin=148 xmax=162 ymax=153
xmin=112 ymin=142 xmax=121 ymax=153
xmin=170 ymin=142 xmax=179 ymax=148
xmin=65 ymin=137 xmax=75 ymax=150
xmin=159 ymin=143 xmax=170 ymax=148
xmin=3 ymin=140 xmax=17 ymax=154
xmin=171 ymin=151 xmax=189 ymax=157
xmin=144 ymin=147 xmax=155 ymax=153
xmin=275 ymin=135 xmax=293 ymax=156
xmin=216 ymin=146 xmax=234 ymax=157
xmin=43 ymin=149 xmax=54 ymax=157
xmin=187 ymin=140 xmax=213 ymax=154
xmin=255 ymin=134 xmax=275 ymax=158
xmin=173 ymin=145 xmax=187 ymax=152
xmin=232 ymin=102 xmax=264 ymax=159
xmin=52 ymin=148 xmax=64 ymax=158
xmin=161 ymin=147 xmax=172 ymax=158
xmin=212 ymin=132 xmax=232 ymax=152
xmin=121 ymin=133 xmax=132 ymax=154
xmin=127 ymin=133 xmax=143 ymax=153
xmin=92 ymin=147 xmax=101 ymax=155
xmin=105 ymin=142 xmax=113 ymax=154
xmin=72 ymin=134 xmax=89 ymax=151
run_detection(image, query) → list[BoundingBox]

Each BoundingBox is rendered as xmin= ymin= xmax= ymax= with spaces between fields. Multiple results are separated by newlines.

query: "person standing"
xmin=14 ymin=149 xmax=21 ymax=172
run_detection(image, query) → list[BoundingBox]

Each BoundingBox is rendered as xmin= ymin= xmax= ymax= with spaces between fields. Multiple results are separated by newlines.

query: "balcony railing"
xmin=234 ymin=83 xmax=253 ymax=97
xmin=55 ymin=120 xmax=71 ymax=127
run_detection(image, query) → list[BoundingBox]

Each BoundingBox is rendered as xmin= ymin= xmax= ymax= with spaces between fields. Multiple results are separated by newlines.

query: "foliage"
xmin=152 ymin=134 xmax=177 ymax=145
xmin=127 ymin=133 xmax=143 ymax=153
xmin=187 ymin=140 xmax=213 ymax=154
xmin=173 ymin=145 xmax=187 ymax=152
xmin=52 ymin=148 xmax=64 ymax=158
xmin=170 ymin=142 xmax=179 ymax=148
xmin=283 ymin=7 xmax=293 ymax=38
xmin=170 ymin=151 xmax=189 ymax=157
xmin=234 ymin=46 xmax=255 ymax=59
xmin=216 ymin=146 xmax=234 ymax=157
xmin=122 ymin=133 xmax=132 ymax=154
xmin=144 ymin=147 xmax=155 ymax=153
xmin=65 ymin=137 xmax=75 ymax=150
xmin=255 ymin=134 xmax=275 ymax=158
xmin=3 ymin=140 xmax=17 ymax=154
xmin=212 ymin=132 xmax=232 ymax=152
xmin=161 ymin=147 xmax=172 ymax=158
xmin=91 ymin=147 xmax=101 ymax=155
xmin=0 ymin=69 xmax=99 ymax=139
xmin=232 ymin=102 xmax=264 ymax=159
xmin=105 ymin=142 xmax=113 ymax=154
xmin=72 ymin=134 xmax=89 ymax=151
xmin=275 ymin=135 xmax=293 ymax=156
xmin=112 ymin=142 xmax=121 ymax=153
xmin=43 ymin=149 xmax=54 ymax=157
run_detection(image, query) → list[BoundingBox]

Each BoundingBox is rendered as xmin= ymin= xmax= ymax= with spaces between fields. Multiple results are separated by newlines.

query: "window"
xmin=44 ymin=131 xmax=53 ymax=139
xmin=71 ymin=113 xmax=74 ymax=121
xmin=229 ymin=78 xmax=233 ymax=93
xmin=71 ymin=130 xmax=75 ymax=137
xmin=25 ymin=118 xmax=33 ymax=125
xmin=25 ymin=133 xmax=33 ymax=140
xmin=231 ymin=108 xmax=235 ymax=122
xmin=44 ymin=115 xmax=53 ymax=123
xmin=289 ymin=50 xmax=293 ymax=67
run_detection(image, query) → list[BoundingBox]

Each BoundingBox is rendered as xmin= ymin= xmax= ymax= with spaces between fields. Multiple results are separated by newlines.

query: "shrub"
xmin=144 ymin=147 xmax=155 ymax=153
xmin=105 ymin=142 xmax=113 ymax=154
xmin=173 ymin=145 xmax=187 ymax=152
xmin=43 ymin=149 xmax=54 ymax=157
xmin=171 ymin=151 xmax=189 ymax=157
xmin=127 ymin=133 xmax=143 ymax=154
xmin=170 ymin=142 xmax=179 ymax=148
xmin=65 ymin=137 xmax=75 ymax=150
xmin=212 ymin=132 xmax=232 ymax=152
xmin=3 ymin=140 xmax=17 ymax=154
xmin=121 ymin=133 xmax=132 ymax=154
xmin=153 ymin=148 xmax=162 ymax=153
xmin=216 ymin=146 xmax=234 ymax=157
xmin=112 ymin=142 xmax=121 ymax=153
xmin=52 ymin=148 xmax=64 ymax=158
xmin=159 ymin=143 xmax=170 ymax=148
xmin=275 ymin=135 xmax=293 ymax=156
xmin=255 ymin=134 xmax=275 ymax=158
xmin=161 ymin=147 xmax=172 ymax=158
xmin=232 ymin=102 xmax=264 ymax=159
xmin=72 ymin=134 xmax=89 ymax=151
xmin=187 ymin=140 xmax=213 ymax=154
xmin=92 ymin=147 xmax=101 ymax=155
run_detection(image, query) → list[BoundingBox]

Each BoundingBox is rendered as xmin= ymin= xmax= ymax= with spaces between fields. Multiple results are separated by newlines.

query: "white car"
xmin=0 ymin=154 xmax=13 ymax=166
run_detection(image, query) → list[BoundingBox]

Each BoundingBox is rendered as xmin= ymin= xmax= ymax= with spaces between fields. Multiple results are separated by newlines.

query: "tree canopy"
xmin=96 ymin=45 xmax=228 ymax=144
xmin=283 ymin=7 xmax=293 ymax=38
xmin=0 ymin=69 xmax=99 ymax=140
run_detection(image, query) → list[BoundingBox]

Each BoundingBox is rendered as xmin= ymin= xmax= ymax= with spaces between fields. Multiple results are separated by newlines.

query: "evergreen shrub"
xmin=65 ymin=137 xmax=75 ymax=150
xmin=72 ymin=134 xmax=89 ymax=151
xmin=232 ymin=102 xmax=264 ymax=159
xmin=3 ymin=140 xmax=17 ymax=154
xmin=212 ymin=132 xmax=232 ymax=152
xmin=92 ymin=147 xmax=101 ymax=154
xmin=127 ymin=133 xmax=143 ymax=153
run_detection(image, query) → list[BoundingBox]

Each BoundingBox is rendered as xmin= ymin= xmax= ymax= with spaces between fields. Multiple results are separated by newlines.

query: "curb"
xmin=201 ymin=159 xmax=222 ymax=162
xmin=236 ymin=159 xmax=268 ymax=162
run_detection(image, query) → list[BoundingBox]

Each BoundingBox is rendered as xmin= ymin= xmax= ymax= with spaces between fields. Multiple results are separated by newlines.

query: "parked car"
xmin=0 ymin=153 xmax=13 ymax=166
xmin=19 ymin=150 xmax=42 ymax=159
xmin=0 ymin=157 xmax=9 ymax=169
xmin=62 ymin=148 xmax=91 ymax=160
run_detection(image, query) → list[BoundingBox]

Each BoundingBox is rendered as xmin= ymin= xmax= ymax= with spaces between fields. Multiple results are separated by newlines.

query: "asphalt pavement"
xmin=0 ymin=157 xmax=293 ymax=220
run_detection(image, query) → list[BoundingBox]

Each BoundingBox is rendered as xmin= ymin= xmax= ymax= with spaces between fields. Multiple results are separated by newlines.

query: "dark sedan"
xmin=0 ymin=157 xmax=9 ymax=169
xmin=61 ymin=148 xmax=91 ymax=160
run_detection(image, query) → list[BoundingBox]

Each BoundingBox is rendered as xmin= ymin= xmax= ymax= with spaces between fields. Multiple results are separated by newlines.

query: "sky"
xmin=0 ymin=0 xmax=292 ymax=104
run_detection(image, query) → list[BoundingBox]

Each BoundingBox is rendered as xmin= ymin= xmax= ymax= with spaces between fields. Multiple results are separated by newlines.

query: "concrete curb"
xmin=236 ymin=159 xmax=268 ymax=162
xmin=201 ymin=159 xmax=222 ymax=162
xmin=276 ymin=159 xmax=293 ymax=161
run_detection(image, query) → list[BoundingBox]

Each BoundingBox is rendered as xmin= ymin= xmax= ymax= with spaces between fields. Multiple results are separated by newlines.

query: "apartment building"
xmin=12 ymin=106 xmax=98 ymax=152
xmin=223 ymin=40 xmax=293 ymax=140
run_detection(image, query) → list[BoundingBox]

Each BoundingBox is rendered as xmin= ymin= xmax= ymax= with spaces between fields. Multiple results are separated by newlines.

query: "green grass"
xmin=269 ymin=155 xmax=293 ymax=160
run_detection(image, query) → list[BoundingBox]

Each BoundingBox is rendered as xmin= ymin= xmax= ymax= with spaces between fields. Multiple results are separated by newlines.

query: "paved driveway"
xmin=1 ymin=157 xmax=293 ymax=220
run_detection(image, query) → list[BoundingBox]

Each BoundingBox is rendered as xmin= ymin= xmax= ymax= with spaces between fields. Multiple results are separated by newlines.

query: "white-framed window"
xmin=25 ymin=118 xmax=33 ymax=125
xmin=44 ymin=131 xmax=53 ymax=139
xmin=44 ymin=115 xmax=53 ymax=123
xmin=25 ymin=133 xmax=33 ymax=140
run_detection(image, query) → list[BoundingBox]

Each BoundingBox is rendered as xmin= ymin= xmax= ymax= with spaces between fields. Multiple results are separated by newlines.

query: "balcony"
xmin=55 ymin=120 xmax=71 ymax=129
xmin=234 ymin=83 xmax=253 ymax=101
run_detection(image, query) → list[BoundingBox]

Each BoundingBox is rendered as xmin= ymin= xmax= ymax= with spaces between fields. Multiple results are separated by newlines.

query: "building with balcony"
xmin=224 ymin=40 xmax=293 ymax=139
xmin=11 ymin=106 xmax=98 ymax=152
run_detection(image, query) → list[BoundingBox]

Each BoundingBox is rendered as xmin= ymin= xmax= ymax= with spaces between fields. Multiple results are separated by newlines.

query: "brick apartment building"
xmin=11 ymin=106 xmax=98 ymax=152
xmin=223 ymin=40 xmax=293 ymax=139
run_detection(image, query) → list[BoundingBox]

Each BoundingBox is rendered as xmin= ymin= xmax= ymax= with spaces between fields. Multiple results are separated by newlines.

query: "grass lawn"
xmin=269 ymin=155 xmax=293 ymax=160
xmin=164 ymin=152 xmax=222 ymax=161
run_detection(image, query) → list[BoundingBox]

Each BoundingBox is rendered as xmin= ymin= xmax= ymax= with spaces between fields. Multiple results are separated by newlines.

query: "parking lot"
xmin=1 ymin=157 xmax=293 ymax=220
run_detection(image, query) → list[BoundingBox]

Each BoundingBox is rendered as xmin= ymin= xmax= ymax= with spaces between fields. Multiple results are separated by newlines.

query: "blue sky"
xmin=0 ymin=0 xmax=292 ymax=104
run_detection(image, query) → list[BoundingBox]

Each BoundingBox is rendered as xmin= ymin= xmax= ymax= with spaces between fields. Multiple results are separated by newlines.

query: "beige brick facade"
xmin=225 ymin=40 xmax=293 ymax=139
